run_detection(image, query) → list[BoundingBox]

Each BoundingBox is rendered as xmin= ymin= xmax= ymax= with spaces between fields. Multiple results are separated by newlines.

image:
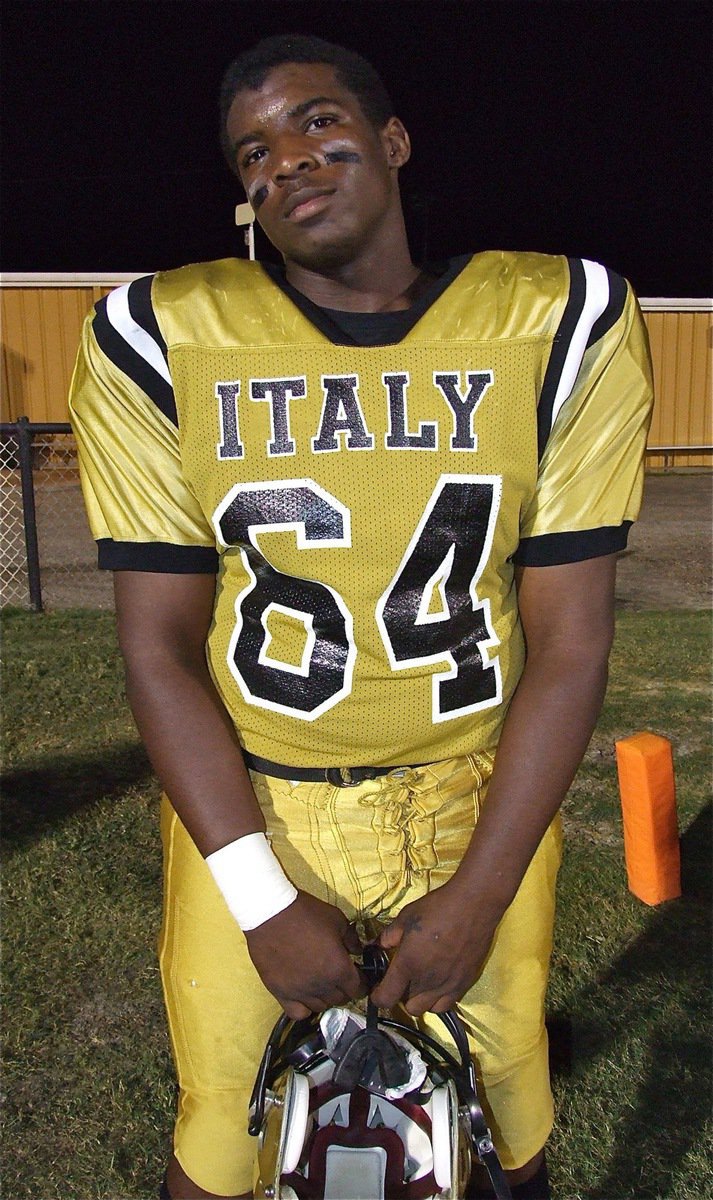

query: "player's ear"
xmin=381 ymin=117 xmax=410 ymax=169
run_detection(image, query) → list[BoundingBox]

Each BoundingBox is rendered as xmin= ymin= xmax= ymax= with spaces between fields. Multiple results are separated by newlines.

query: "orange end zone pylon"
xmin=615 ymin=732 xmax=681 ymax=905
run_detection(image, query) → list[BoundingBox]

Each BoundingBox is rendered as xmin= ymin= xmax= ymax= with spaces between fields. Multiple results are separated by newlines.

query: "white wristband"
xmin=206 ymin=833 xmax=298 ymax=932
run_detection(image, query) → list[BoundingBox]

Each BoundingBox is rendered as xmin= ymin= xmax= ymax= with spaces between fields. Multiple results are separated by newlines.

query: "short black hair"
xmin=219 ymin=34 xmax=395 ymax=174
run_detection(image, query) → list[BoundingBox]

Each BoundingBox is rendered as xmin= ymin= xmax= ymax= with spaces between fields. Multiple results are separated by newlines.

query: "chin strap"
xmin=425 ymin=1008 xmax=511 ymax=1200
xmin=466 ymin=1103 xmax=513 ymax=1200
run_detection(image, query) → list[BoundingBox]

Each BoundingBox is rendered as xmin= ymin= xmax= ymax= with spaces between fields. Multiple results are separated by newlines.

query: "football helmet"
xmin=249 ymin=947 xmax=512 ymax=1200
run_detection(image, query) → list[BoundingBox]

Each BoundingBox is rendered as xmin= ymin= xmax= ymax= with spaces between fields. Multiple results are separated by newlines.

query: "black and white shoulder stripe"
xmin=93 ymin=275 xmax=177 ymax=426
xmin=537 ymin=259 xmax=627 ymax=460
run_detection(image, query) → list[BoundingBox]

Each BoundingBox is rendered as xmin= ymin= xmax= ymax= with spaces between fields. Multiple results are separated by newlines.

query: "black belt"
xmin=242 ymin=751 xmax=423 ymax=788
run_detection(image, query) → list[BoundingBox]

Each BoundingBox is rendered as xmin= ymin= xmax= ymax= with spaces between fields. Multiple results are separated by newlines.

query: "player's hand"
xmin=245 ymin=891 xmax=366 ymax=1019
xmin=369 ymin=881 xmax=502 ymax=1016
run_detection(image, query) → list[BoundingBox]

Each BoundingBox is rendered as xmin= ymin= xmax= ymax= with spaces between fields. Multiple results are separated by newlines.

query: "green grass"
xmin=2 ymin=608 xmax=711 ymax=1199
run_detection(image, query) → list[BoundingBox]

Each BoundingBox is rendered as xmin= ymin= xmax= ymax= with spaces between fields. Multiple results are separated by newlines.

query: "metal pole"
xmin=16 ymin=416 xmax=43 ymax=611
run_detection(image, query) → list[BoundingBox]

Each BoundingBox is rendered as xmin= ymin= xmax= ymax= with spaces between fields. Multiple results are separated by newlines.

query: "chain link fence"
xmin=1 ymin=420 xmax=113 ymax=610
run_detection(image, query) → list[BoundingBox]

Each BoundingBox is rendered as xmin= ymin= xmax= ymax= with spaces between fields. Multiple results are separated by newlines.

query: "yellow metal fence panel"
xmin=642 ymin=309 xmax=712 ymax=468
xmin=1 ymin=285 xmax=112 ymax=422
xmin=1 ymin=279 xmax=711 ymax=468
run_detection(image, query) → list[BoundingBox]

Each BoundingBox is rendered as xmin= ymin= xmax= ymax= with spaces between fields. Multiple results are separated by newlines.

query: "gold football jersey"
xmin=69 ymin=252 xmax=653 ymax=766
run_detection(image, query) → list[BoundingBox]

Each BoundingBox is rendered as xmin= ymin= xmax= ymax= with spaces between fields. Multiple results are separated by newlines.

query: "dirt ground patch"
xmin=615 ymin=471 xmax=712 ymax=611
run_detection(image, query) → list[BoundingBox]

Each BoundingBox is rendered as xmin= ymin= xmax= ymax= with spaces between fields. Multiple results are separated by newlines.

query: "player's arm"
xmin=372 ymin=262 xmax=652 ymax=1014
xmin=114 ymin=569 xmax=364 ymax=1018
xmin=114 ymin=570 xmax=263 ymax=850
xmin=371 ymin=551 xmax=616 ymax=1015
xmin=71 ymin=286 xmax=363 ymax=1019
xmin=455 ymin=552 xmax=615 ymax=902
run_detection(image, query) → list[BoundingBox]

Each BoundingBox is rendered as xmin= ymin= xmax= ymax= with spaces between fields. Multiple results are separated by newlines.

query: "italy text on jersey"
xmin=216 ymin=372 xmax=494 ymax=460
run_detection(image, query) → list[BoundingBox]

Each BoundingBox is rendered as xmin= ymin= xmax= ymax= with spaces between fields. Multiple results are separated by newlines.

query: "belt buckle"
xmin=326 ymin=766 xmax=361 ymax=787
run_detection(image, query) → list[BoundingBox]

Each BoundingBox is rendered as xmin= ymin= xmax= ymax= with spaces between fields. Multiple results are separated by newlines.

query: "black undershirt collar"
xmin=261 ymin=254 xmax=472 ymax=347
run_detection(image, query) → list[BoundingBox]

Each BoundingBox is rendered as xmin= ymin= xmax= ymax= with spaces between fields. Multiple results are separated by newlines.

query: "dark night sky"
xmin=2 ymin=0 xmax=711 ymax=295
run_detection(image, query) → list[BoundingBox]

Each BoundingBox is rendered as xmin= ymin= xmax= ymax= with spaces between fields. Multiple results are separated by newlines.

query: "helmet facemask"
xmin=249 ymin=949 xmax=512 ymax=1199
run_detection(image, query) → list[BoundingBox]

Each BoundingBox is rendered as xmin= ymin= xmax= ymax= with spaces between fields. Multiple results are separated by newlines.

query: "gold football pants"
xmin=159 ymin=753 xmax=562 ymax=1196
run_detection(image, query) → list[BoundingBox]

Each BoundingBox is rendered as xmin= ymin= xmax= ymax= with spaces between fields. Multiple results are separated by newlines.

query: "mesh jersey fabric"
xmin=69 ymin=250 xmax=653 ymax=768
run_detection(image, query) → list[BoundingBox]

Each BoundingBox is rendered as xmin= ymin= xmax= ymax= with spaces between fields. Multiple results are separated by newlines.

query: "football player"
xmin=69 ymin=33 xmax=653 ymax=1200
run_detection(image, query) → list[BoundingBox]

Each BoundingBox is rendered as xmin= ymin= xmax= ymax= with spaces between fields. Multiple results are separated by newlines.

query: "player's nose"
xmin=272 ymin=136 xmax=320 ymax=182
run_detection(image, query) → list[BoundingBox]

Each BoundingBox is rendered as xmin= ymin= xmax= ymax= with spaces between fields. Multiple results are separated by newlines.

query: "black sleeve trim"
xmin=536 ymin=257 xmax=587 ymax=461
xmin=586 ymin=269 xmax=627 ymax=348
xmin=92 ymin=283 xmax=178 ymax=427
xmin=512 ymin=521 xmax=633 ymax=566
xmin=97 ymin=539 xmax=218 ymax=573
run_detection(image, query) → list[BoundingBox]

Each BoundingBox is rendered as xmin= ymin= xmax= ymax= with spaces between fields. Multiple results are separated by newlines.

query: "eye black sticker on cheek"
xmin=249 ymin=184 xmax=269 ymax=211
xmin=323 ymin=150 xmax=362 ymax=165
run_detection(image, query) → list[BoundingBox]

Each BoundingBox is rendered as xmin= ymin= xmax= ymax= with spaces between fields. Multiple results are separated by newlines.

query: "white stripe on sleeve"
xmin=549 ymin=259 xmax=611 ymax=433
xmin=105 ymin=283 xmax=172 ymax=385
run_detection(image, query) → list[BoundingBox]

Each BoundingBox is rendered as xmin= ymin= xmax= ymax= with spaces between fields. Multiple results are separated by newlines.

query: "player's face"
xmin=225 ymin=63 xmax=410 ymax=270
